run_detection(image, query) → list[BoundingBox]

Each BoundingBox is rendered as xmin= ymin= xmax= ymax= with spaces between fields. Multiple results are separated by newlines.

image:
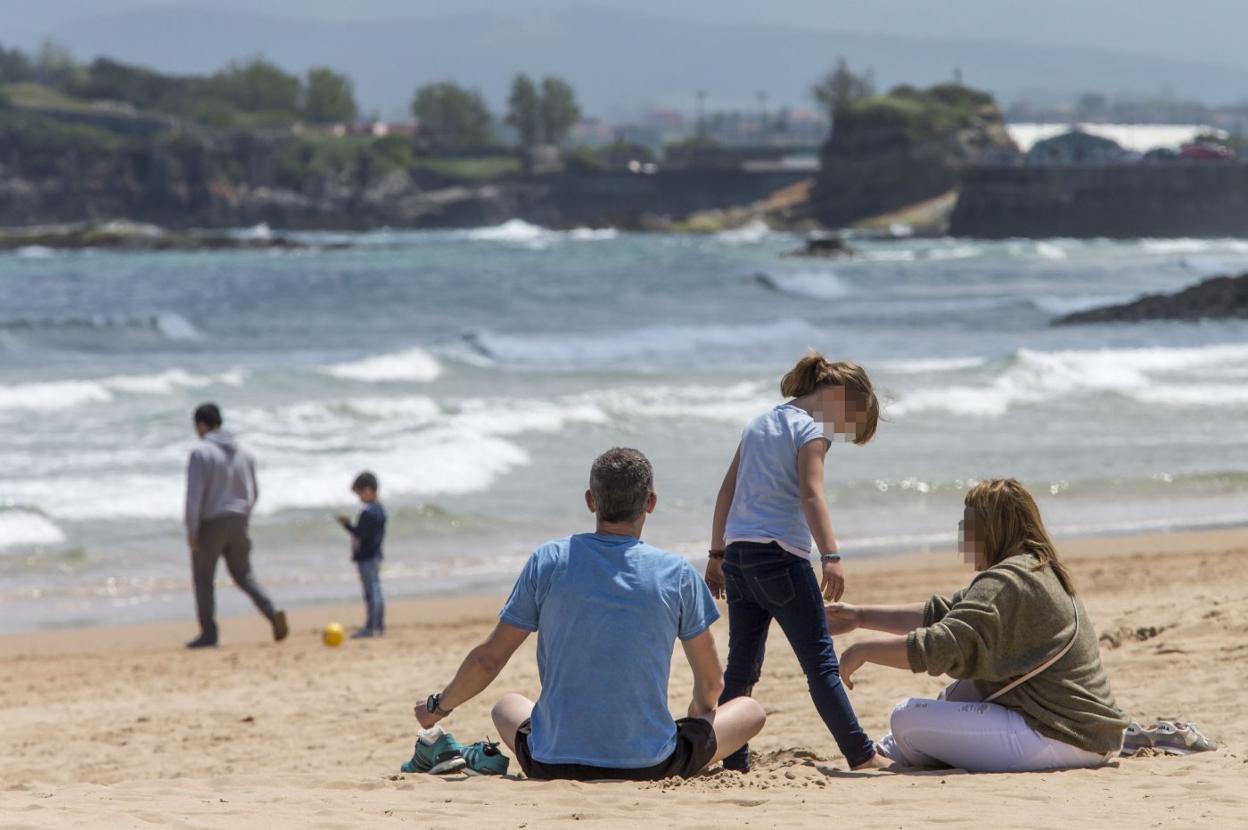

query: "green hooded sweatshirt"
xmin=907 ymin=552 xmax=1129 ymax=755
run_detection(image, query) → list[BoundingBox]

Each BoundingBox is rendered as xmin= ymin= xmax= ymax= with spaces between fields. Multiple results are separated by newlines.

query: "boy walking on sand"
xmin=337 ymin=472 xmax=387 ymax=639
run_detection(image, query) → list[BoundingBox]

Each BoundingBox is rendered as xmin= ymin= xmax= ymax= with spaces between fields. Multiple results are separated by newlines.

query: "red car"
xmin=1179 ymin=142 xmax=1235 ymax=161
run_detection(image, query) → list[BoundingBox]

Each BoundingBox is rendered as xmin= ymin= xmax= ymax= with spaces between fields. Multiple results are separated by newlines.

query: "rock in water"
xmin=1054 ymin=273 xmax=1248 ymax=324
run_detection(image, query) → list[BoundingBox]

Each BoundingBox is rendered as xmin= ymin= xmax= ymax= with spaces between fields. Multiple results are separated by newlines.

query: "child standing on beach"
xmin=336 ymin=472 xmax=387 ymax=639
xmin=704 ymin=352 xmax=888 ymax=771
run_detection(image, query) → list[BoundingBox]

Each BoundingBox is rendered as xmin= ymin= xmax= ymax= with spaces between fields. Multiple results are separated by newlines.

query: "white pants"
xmin=877 ymin=683 xmax=1113 ymax=773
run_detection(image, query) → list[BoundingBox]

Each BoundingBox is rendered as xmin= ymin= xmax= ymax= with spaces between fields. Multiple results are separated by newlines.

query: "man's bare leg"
xmin=491 ymin=693 xmax=535 ymax=754
xmin=698 ymin=696 xmax=767 ymax=766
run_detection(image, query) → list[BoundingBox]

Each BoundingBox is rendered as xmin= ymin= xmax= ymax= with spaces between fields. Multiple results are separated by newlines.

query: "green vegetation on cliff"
xmin=843 ymin=83 xmax=997 ymax=142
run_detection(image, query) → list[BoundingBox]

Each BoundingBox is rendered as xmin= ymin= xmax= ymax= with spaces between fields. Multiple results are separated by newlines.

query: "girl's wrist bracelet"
xmin=707 ymin=549 xmax=726 ymax=560
xmin=820 ymin=553 xmax=842 ymax=563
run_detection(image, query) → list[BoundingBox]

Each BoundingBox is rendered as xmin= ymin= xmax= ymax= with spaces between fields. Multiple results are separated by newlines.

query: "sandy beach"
xmin=2 ymin=528 xmax=1245 ymax=829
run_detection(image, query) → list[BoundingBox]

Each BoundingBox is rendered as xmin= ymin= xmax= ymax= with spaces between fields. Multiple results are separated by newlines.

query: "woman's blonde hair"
xmin=780 ymin=351 xmax=880 ymax=445
xmin=964 ymin=478 xmax=1075 ymax=594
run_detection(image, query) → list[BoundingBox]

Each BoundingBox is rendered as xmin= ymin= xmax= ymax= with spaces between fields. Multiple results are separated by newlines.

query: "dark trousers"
xmin=356 ymin=557 xmax=385 ymax=633
xmin=192 ymin=515 xmax=276 ymax=639
xmin=718 ymin=541 xmax=875 ymax=769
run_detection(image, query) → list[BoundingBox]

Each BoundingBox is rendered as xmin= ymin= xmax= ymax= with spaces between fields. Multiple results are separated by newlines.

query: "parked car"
xmin=1179 ymin=142 xmax=1235 ymax=161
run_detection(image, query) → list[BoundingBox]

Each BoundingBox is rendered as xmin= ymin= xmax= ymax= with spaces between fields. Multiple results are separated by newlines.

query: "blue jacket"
xmin=344 ymin=502 xmax=386 ymax=562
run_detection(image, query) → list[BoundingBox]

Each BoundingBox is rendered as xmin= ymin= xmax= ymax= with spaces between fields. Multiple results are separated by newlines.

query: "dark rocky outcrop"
xmin=787 ymin=234 xmax=855 ymax=258
xmin=1055 ymin=273 xmax=1248 ymax=324
xmin=810 ymin=84 xmax=1017 ymax=229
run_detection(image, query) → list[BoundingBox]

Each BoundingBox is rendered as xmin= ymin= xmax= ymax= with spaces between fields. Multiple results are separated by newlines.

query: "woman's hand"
xmin=704 ymin=558 xmax=726 ymax=600
xmin=413 ymin=697 xmax=442 ymax=729
xmin=820 ymin=558 xmax=845 ymax=601
xmin=840 ymin=643 xmax=866 ymax=690
xmin=824 ymin=602 xmax=861 ymax=635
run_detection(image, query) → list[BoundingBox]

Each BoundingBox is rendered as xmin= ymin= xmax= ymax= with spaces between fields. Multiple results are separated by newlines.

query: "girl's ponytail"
xmin=780 ymin=350 xmax=881 ymax=445
xmin=780 ymin=351 xmax=830 ymax=398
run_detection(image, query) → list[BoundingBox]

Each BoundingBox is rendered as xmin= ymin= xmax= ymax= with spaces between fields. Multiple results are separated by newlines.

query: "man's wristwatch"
xmin=820 ymin=553 xmax=842 ymax=563
xmin=707 ymin=549 xmax=726 ymax=560
xmin=427 ymin=692 xmax=454 ymax=717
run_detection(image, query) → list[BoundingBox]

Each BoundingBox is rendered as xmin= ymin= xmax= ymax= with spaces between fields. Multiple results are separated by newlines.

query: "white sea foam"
xmin=925 ymin=244 xmax=981 ymax=261
xmin=716 ymin=219 xmax=772 ymax=244
xmin=1035 ymin=241 xmax=1068 ymax=261
xmin=0 ymin=369 xmax=244 ymax=412
xmin=757 ymin=270 xmax=850 ymax=300
xmin=321 ymin=347 xmax=442 ymax=383
xmin=464 ymin=219 xmax=549 ymax=243
xmin=15 ymin=245 xmax=56 ymax=259
xmin=0 ymin=510 xmax=67 ymax=549
xmin=891 ymin=343 xmax=1248 ymax=417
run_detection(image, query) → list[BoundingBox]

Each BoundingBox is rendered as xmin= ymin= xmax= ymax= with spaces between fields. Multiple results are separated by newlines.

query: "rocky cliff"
xmin=809 ymin=84 xmax=1018 ymax=229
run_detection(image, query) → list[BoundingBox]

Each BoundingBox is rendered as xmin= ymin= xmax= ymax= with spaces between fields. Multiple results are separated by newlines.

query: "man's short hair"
xmin=589 ymin=448 xmax=653 ymax=523
xmin=193 ymin=403 xmax=222 ymax=429
xmin=352 ymin=471 xmax=379 ymax=492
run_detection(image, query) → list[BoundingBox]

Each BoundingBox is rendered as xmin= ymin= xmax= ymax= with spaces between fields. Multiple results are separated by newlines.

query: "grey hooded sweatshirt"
xmin=185 ymin=429 xmax=258 ymax=540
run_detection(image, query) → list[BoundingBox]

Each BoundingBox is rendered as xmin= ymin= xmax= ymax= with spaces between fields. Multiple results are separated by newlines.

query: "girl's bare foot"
xmin=850 ymin=752 xmax=894 ymax=771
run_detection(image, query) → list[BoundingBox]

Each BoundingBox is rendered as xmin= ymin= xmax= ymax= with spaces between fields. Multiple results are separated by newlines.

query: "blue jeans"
xmin=718 ymin=542 xmax=875 ymax=769
xmin=356 ymin=558 xmax=385 ymax=633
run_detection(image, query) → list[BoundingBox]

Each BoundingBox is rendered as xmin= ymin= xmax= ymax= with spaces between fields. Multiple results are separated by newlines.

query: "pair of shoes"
xmin=461 ymin=739 xmax=510 ymax=776
xmin=350 ymin=628 xmax=374 ymax=639
xmin=185 ymin=634 xmax=218 ymax=649
xmin=1122 ymin=720 xmax=1218 ymax=756
xmin=402 ymin=726 xmax=468 ymax=774
xmin=271 ymin=610 xmax=289 ymax=642
xmin=400 ymin=727 xmax=511 ymax=775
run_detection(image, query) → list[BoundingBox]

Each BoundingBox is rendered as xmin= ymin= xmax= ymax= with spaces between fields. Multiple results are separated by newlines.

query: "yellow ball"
xmin=323 ymin=622 xmax=345 ymax=647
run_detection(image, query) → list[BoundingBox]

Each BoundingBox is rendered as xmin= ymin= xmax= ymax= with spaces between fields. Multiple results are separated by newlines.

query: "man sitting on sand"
xmin=414 ymin=447 xmax=766 ymax=780
xmin=184 ymin=403 xmax=287 ymax=649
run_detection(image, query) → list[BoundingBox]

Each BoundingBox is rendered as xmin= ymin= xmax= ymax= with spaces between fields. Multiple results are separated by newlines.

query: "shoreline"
xmin=3 ymin=523 xmax=1243 ymax=658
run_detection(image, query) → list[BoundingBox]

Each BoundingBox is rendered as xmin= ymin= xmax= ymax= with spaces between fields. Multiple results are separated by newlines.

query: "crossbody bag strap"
xmin=984 ymin=593 xmax=1079 ymax=704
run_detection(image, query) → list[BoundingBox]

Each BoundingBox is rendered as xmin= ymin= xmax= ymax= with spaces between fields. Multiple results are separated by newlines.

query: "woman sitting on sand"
xmin=828 ymin=478 xmax=1129 ymax=772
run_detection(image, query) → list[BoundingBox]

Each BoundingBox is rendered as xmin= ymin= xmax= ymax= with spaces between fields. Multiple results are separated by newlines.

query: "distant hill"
xmin=43 ymin=6 xmax=1248 ymax=118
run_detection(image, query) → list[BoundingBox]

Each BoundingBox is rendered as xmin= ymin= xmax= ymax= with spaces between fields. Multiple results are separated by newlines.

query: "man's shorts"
xmin=513 ymin=717 xmax=717 ymax=781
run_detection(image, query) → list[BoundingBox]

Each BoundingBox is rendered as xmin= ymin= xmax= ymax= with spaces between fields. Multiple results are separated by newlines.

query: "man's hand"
xmin=824 ymin=602 xmax=861 ymax=636
xmin=840 ymin=642 xmax=866 ymax=690
xmin=187 ymin=534 xmax=199 ymax=554
xmin=335 ymin=514 xmax=350 ymax=527
xmin=704 ymin=558 xmax=726 ymax=600
xmin=414 ymin=696 xmax=442 ymax=729
xmin=820 ymin=558 xmax=845 ymax=602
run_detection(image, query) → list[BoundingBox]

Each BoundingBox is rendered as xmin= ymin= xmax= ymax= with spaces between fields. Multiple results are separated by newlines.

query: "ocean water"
xmin=3 ymin=224 xmax=1248 ymax=633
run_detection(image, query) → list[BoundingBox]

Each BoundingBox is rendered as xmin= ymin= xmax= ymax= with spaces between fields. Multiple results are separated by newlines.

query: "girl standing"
xmin=705 ymin=352 xmax=886 ymax=771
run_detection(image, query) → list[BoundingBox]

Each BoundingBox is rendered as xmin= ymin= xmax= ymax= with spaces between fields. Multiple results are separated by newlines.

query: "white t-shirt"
xmin=724 ymin=404 xmax=828 ymax=560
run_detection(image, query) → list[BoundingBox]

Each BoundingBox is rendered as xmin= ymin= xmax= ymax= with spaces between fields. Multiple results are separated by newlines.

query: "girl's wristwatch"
xmin=820 ymin=553 xmax=842 ymax=563
xmin=707 ymin=549 xmax=726 ymax=560
xmin=427 ymin=692 xmax=454 ymax=717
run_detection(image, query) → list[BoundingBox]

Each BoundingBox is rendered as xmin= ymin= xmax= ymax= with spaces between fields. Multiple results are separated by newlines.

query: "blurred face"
xmin=194 ymin=420 xmax=209 ymax=439
xmin=811 ymin=386 xmax=865 ymax=443
xmin=354 ymin=486 xmax=377 ymax=503
xmin=959 ymin=507 xmax=986 ymax=569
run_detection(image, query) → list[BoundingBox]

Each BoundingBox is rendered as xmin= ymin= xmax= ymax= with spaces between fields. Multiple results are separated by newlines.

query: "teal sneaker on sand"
xmin=401 ymin=726 xmax=467 ymax=774
xmin=461 ymin=739 xmax=510 ymax=776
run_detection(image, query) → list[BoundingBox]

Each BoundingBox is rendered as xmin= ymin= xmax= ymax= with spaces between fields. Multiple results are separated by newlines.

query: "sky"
xmin=5 ymin=1 xmax=1248 ymax=117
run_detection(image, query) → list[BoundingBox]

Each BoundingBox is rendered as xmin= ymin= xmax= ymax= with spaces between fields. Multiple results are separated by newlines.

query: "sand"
xmin=2 ymin=529 xmax=1245 ymax=829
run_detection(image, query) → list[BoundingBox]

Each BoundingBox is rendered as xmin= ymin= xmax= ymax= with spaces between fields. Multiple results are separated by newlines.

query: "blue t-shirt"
xmin=498 ymin=532 xmax=720 ymax=768
xmin=724 ymin=403 xmax=829 ymax=559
